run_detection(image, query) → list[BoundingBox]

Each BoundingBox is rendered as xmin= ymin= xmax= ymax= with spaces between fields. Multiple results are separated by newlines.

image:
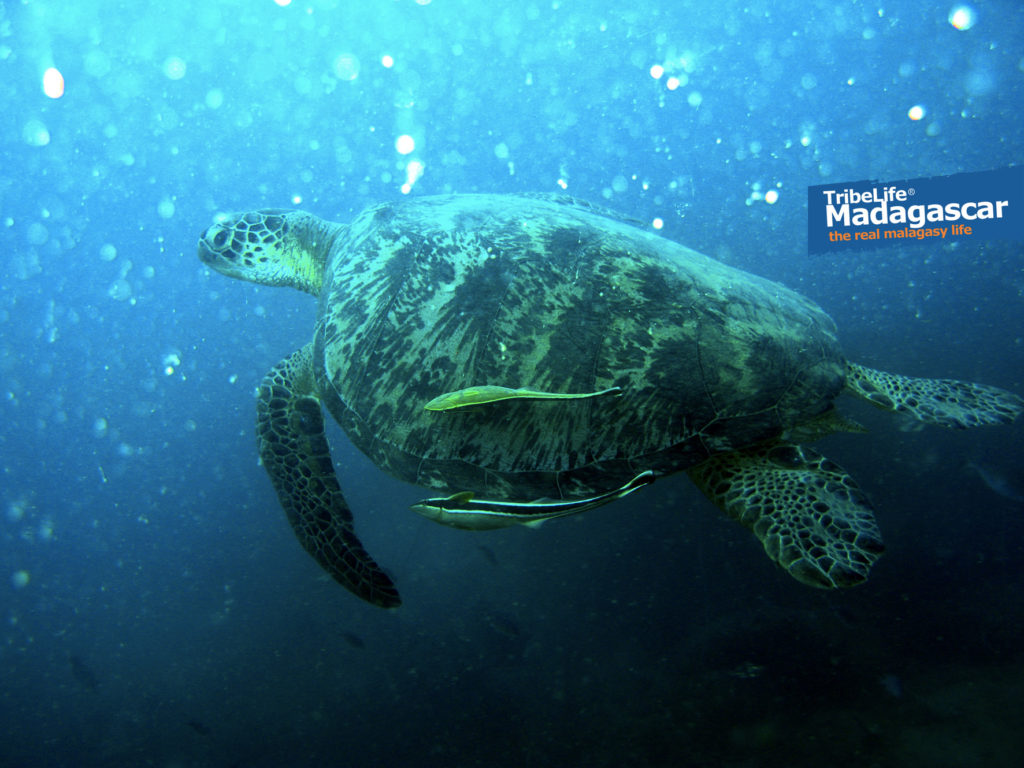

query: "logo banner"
xmin=807 ymin=166 xmax=1023 ymax=254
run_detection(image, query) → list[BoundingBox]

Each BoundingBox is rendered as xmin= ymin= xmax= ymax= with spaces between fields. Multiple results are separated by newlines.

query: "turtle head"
xmin=198 ymin=209 xmax=336 ymax=295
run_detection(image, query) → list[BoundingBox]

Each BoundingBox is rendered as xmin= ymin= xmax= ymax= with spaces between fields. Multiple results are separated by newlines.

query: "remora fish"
xmin=412 ymin=471 xmax=654 ymax=530
xmin=424 ymin=385 xmax=621 ymax=411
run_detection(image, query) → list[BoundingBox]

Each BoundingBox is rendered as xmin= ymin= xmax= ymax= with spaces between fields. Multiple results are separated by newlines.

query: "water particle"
xmin=27 ymin=222 xmax=49 ymax=245
xmin=23 ymin=119 xmax=50 ymax=147
xmin=108 ymin=279 xmax=132 ymax=301
xmin=163 ymin=56 xmax=187 ymax=80
xmin=333 ymin=54 xmax=360 ymax=81
xmin=205 ymin=89 xmax=224 ymax=109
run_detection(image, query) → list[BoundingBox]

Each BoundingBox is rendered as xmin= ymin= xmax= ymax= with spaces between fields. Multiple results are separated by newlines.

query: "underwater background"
xmin=2 ymin=0 xmax=1023 ymax=766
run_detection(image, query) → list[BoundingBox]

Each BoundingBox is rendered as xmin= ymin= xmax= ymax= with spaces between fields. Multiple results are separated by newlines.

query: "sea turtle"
xmin=197 ymin=194 xmax=1022 ymax=608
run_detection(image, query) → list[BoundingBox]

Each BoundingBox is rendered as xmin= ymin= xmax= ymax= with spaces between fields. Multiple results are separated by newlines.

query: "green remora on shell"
xmin=424 ymin=385 xmax=623 ymax=411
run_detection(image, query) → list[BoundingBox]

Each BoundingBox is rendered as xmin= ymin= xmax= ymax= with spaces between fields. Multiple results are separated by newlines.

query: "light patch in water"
xmin=949 ymin=5 xmax=976 ymax=31
xmin=395 ymin=134 xmax=416 ymax=155
xmin=43 ymin=67 xmax=64 ymax=99
xmin=401 ymin=159 xmax=425 ymax=194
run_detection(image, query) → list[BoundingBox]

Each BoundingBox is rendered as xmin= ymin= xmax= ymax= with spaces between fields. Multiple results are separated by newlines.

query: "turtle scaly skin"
xmin=256 ymin=343 xmax=400 ymax=607
xmin=845 ymin=361 xmax=1023 ymax=427
xmin=687 ymin=442 xmax=884 ymax=588
xmin=198 ymin=195 xmax=1022 ymax=606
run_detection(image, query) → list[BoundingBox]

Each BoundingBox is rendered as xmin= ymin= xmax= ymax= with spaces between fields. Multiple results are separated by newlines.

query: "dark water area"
xmin=1 ymin=1 xmax=1022 ymax=766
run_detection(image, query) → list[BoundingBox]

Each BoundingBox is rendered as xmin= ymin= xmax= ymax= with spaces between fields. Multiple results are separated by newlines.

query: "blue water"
xmin=2 ymin=1 xmax=1023 ymax=765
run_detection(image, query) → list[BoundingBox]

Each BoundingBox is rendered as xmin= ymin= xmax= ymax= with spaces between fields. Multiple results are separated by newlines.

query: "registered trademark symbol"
xmin=908 ymin=188 xmax=915 ymax=195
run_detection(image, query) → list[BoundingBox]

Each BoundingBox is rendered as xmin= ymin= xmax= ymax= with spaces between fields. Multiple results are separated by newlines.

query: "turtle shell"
xmin=313 ymin=194 xmax=845 ymax=501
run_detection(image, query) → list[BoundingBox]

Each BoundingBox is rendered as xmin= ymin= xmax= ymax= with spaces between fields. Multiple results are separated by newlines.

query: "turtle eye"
xmin=212 ymin=229 xmax=230 ymax=249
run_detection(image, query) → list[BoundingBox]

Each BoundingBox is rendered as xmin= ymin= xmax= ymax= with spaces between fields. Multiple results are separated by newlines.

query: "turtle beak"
xmin=197 ymin=225 xmax=215 ymax=264
xmin=197 ymin=234 xmax=214 ymax=264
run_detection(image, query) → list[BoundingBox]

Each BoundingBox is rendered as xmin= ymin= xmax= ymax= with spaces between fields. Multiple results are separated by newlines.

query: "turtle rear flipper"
xmin=687 ymin=443 xmax=884 ymax=588
xmin=846 ymin=361 xmax=1024 ymax=428
xmin=257 ymin=344 xmax=401 ymax=608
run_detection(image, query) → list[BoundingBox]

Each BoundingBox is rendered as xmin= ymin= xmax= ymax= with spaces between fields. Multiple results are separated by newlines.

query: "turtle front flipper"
xmin=257 ymin=343 xmax=400 ymax=608
xmin=687 ymin=443 xmax=884 ymax=588
xmin=845 ymin=361 xmax=1024 ymax=428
